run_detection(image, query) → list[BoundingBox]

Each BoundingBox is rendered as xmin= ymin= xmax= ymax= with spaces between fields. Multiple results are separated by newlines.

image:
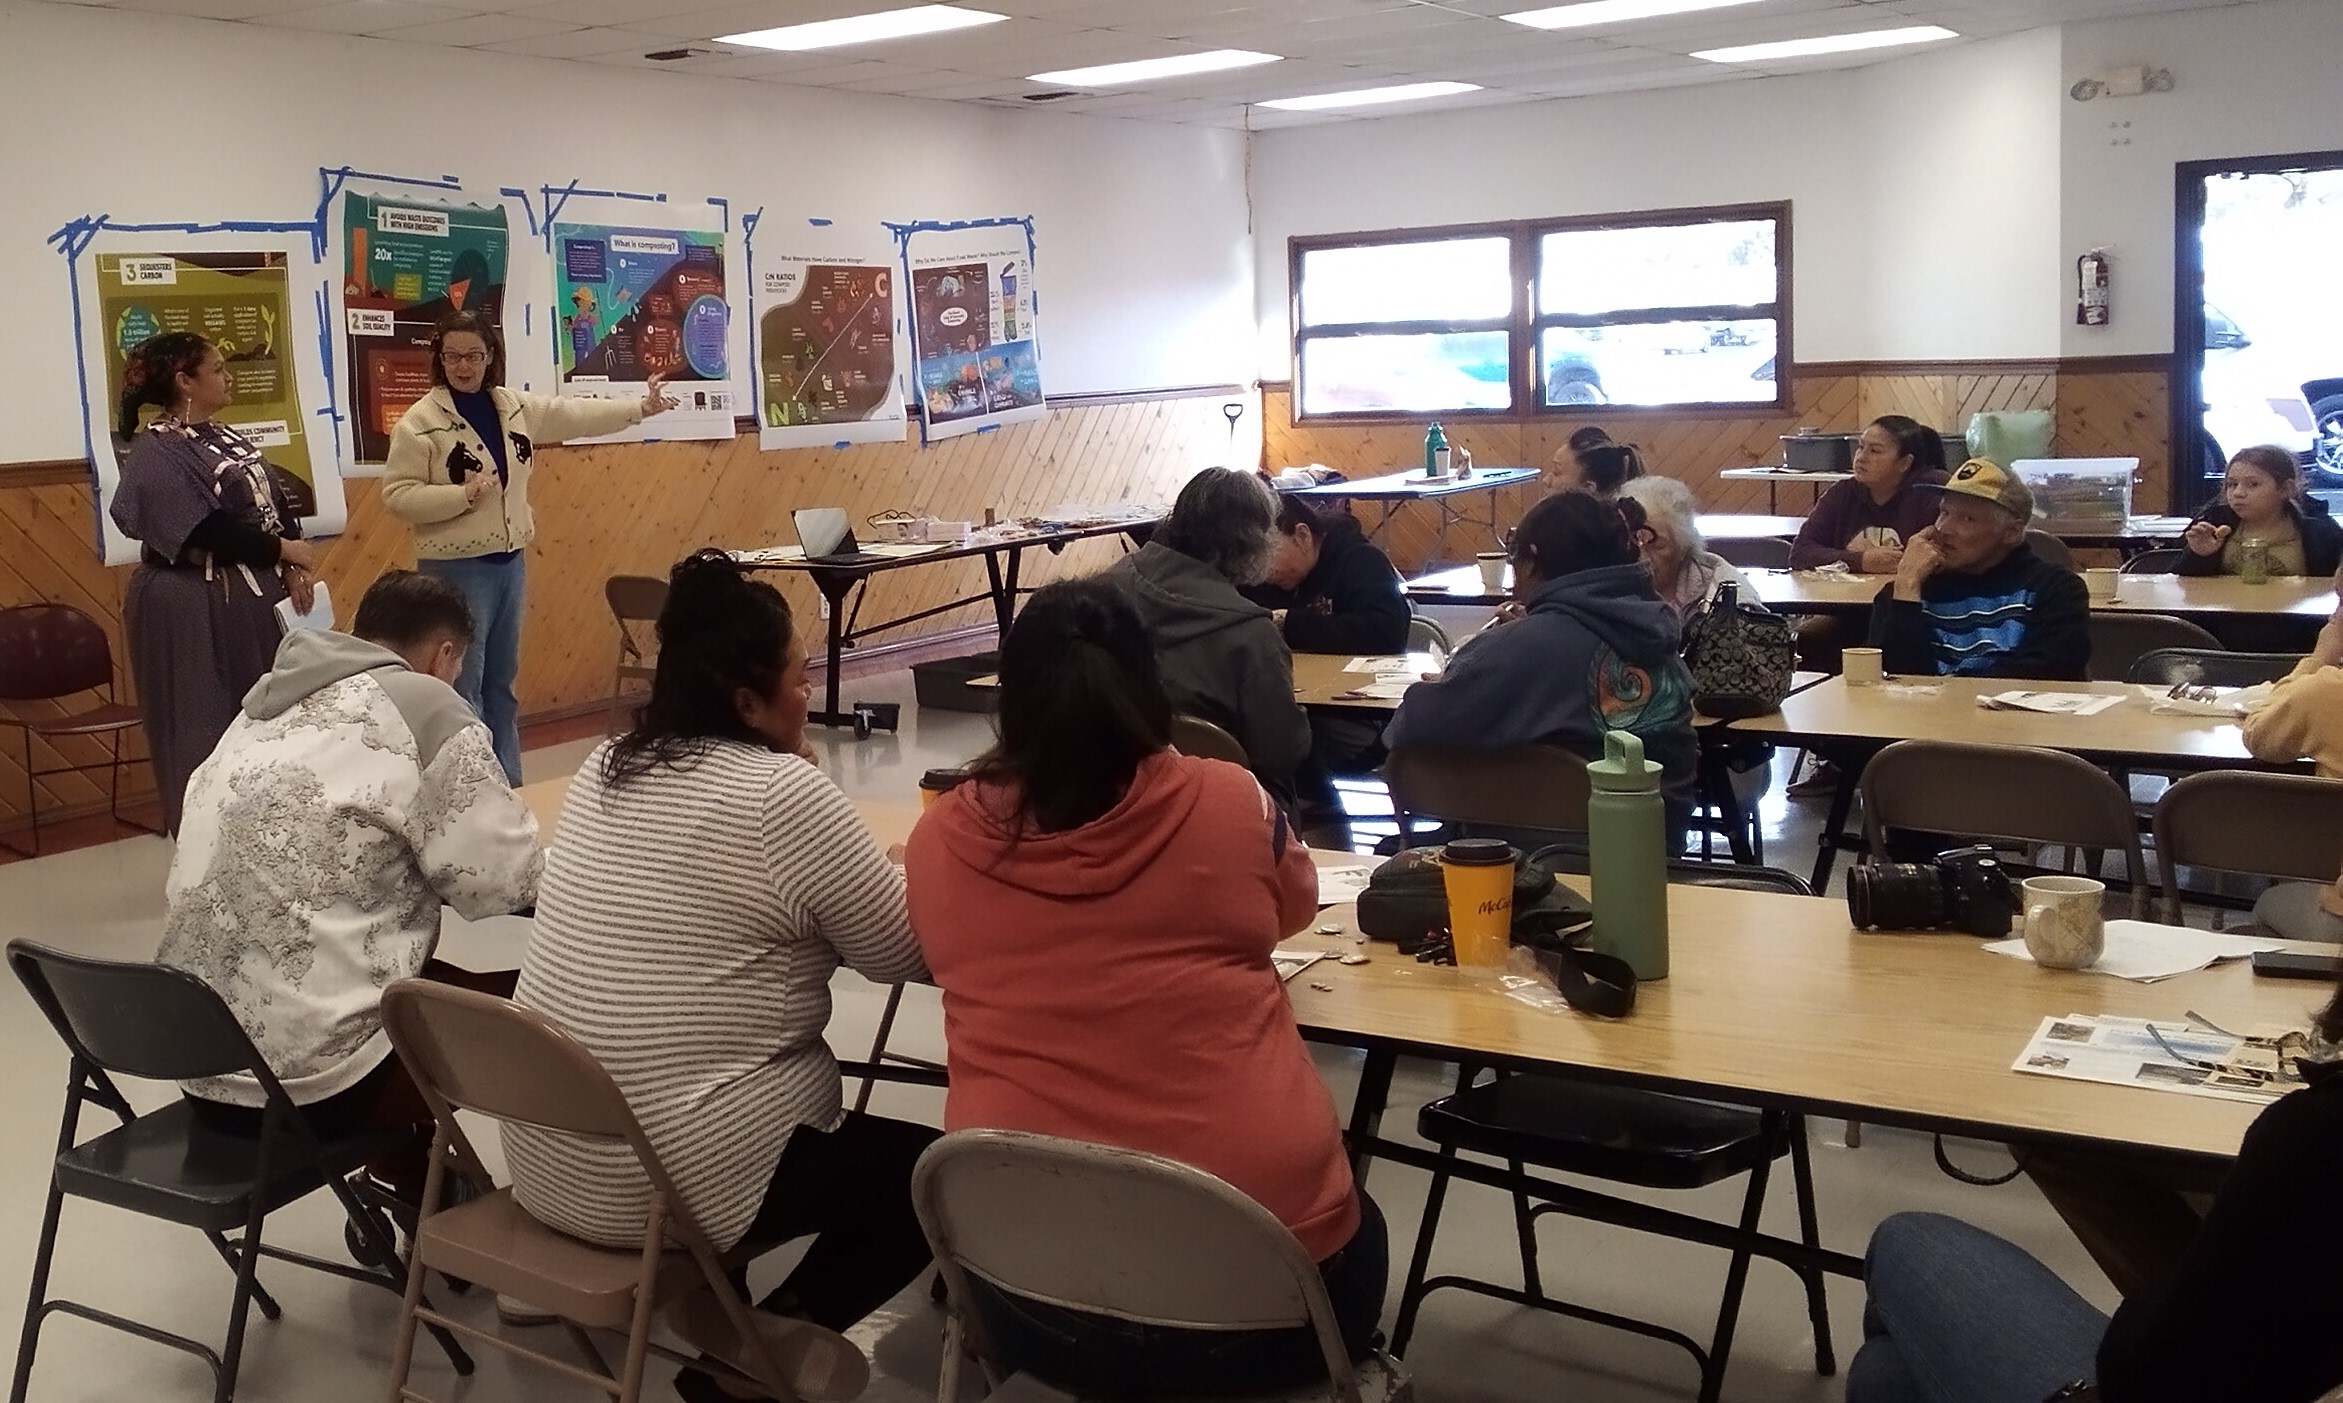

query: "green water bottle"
xmin=1425 ymin=422 xmax=1450 ymax=477
xmin=1587 ymin=730 xmax=1670 ymax=981
xmin=2239 ymin=537 xmax=2270 ymax=586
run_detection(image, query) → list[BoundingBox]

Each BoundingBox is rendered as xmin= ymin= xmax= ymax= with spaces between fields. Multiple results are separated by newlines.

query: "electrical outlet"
xmin=818 ymin=596 xmax=831 ymax=620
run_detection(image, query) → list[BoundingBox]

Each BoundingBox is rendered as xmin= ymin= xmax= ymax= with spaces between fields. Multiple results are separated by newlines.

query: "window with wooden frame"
xmin=1290 ymin=202 xmax=1790 ymax=421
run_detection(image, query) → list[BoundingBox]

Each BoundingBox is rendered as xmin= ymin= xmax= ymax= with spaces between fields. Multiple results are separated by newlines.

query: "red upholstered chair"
xmin=0 ymin=604 xmax=148 ymax=856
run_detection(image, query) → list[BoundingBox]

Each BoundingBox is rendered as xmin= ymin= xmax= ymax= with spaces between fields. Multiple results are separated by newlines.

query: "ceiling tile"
xmin=369 ymin=9 xmax=579 ymax=41
xmin=267 ymin=0 xmax=474 ymax=32
xmin=101 ymin=0 xmax=344 ymax=17
xmin=475 ymin=21 xmax=658 ymax=53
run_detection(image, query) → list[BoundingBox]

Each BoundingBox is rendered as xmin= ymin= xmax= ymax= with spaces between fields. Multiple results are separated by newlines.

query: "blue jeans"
xmin=967 ymin=1191 xmax=1388 ymax=1396
xmin=418 ymin=552 xmax=526 ymax=784
xmin=1848 ymin=1212 xmax=2108 ymax=1403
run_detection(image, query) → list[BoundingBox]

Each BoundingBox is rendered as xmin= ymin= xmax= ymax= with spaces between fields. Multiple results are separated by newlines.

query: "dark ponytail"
xmin=117 ymin=332 xmax=212 ymax=439
xmin=1577 ymin=442 xmax=1647 ymax=496
xmin=603 ymin=549 xmax=795 ymax=786
xmin=965 ymin=576 xmax=1174 ymax=837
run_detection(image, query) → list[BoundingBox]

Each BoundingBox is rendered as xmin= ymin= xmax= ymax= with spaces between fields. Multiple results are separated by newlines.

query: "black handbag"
xmin=1682 ymin=580 xmax=1795 ymax=720
xmin=1356 ymin=845 xmax=1636 ymax=1017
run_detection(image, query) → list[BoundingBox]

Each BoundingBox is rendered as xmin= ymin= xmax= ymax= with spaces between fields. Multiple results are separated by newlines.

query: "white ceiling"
xmin=47 ymin=0 xmax=2281 ymax=126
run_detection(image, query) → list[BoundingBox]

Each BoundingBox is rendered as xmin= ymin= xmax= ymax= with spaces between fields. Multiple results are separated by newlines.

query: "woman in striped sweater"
xmin=503 ymin=551 xmax=935 ymax=1402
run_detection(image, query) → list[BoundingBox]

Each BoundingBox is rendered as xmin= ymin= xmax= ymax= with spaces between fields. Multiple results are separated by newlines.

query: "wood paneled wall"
xmin=1264 ymin=359 xmax=2172 ymax=575
xmin=0 ymin=392 xmax=1257 ymax=829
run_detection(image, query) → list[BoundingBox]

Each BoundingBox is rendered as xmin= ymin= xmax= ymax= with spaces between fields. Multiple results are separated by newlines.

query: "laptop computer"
xmin=793 ymin=507 xmax=892 ymax=566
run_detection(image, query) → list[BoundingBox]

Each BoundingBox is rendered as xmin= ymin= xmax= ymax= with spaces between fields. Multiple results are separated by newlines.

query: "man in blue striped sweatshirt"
xmin=1868 ymin=458 xmax=2092 ymax=680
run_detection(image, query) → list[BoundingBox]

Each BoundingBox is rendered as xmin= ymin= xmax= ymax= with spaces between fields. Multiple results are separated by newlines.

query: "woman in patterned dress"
xmin=110 ymin=332 xmax=322 ymax=833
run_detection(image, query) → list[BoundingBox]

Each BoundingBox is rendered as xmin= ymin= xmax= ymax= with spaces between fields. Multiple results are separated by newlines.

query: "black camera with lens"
xmin=1846 ymin=844 xmax=2019 ymax=937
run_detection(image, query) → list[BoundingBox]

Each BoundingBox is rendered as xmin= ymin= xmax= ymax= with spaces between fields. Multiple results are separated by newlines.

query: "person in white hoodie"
xmin=156 ymin=569 xmax=541 ymax=1192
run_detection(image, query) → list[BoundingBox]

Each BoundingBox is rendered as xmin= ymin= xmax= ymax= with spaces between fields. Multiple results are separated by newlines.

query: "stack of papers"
xmin=1984 ymin=920 xmax=2285 ymax=982
xmin=1976 ymin=691 xmax=2124 ymax=716
xmin=1332 ymin=654 xmax=1443 ymax=700
xmin=731 ymin=546 xmax=804 ymax=564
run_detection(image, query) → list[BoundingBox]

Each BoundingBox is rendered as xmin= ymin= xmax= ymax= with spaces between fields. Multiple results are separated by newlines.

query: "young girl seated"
xmin=2180 ymin=445 xmax=2342 ymax=578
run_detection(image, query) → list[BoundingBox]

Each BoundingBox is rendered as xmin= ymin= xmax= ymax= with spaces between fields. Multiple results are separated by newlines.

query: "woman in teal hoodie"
xmin=1384 ymin=492 xmax=1698 ymax=836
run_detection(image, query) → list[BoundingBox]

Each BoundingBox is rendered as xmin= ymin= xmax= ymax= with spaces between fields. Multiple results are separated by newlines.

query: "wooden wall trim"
xmin=0 ymin=460 xmax=92 ymax=489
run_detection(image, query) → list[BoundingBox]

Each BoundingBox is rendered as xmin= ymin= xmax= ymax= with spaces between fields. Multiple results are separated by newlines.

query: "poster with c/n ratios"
xmin=903 ymin=222 xmax=1043 ymax=442
xmin=551 ymin=220 xmax=735 ymax=442
xmin=754 ymin=246 xmax=904 ymax=450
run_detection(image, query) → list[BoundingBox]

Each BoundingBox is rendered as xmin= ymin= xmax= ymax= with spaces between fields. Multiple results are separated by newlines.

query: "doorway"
xmin=2172 ymin=149 xmax=2343 ymax=515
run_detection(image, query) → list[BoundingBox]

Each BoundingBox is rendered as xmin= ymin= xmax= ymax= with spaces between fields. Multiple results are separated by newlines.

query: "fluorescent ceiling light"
xmin=1502 ymin=0 xmax=1765 ymax=31
xmin=1028 ymin=49 xmax=1281 ymax=87
xmin=1260 ymin=82 xmax=1483 ymax=111
xmin=1695 ymin=24 xmax=1958 ymax=63
xmin=718 ymin=5 xmax=1007 ymax=52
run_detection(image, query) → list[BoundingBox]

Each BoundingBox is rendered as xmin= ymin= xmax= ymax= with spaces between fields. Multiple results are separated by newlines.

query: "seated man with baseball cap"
xmin=1867 ymin=458 xmax=2091 ymax=680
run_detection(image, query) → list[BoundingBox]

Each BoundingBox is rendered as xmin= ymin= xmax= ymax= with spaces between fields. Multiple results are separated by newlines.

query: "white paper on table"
xmin=273 ymin=581 xmax=333 ymax=634
xmin=1272 ymin=950 xmax=1327 ymax=983
xmin=2136 ymin=682 xmax=2275 ymax=717
xmin=1984 ymin=920 xmax=2287 ymax=982
xmin=1977 ymin=691 xmax=2124 ymax=716
xmin=2010 ymin=1013 xmax=2281 ymax=1104
xmin=1315 ymin=863 xmax=1376 ymax=907
xmin=1345 ymin=655 xmax=1409 ymax=671
xmin=731 ymin=546 xmax=805 ymax=564
xmin=858 ymin=542 xmax=948 ymax=559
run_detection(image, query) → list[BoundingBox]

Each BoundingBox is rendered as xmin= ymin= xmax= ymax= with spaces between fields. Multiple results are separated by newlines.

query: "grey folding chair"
xmin=1170 ymin=714 xmax=1252 ymax=766
xmin=2126 ymin=648 xmax=2304 ymax=688
xmin=1382 ymin=744 xmax=1591 ymax=849
xmin=2152 ymin=771 xmax=2343 ymax=925
xmin=2085 ymin=613 xmax=2222 ymax=682
xmin=1710 ymin=537 xmax=1792 ymax=570
xmin=1859 ymin=739 xmax=2149 ymax=918
xmin=379 ymin=980 xmax=868 ymax=1403
xmin=2120 ymin=547 xmax=2185 ymax=575
xmin=604 ymin=575 xmax=667 ymax=733
xmin=1404 ymin=615 xmax=1451 ymax=656
xmin=2024 ymin=530 xmax=2077 ymax=570
xmin=912 ymin=1129 xmax=1409 ymax=1403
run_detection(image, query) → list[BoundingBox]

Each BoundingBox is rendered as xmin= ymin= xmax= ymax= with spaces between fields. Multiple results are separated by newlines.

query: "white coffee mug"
xmin=2084 ymin=567 xmax=2120 ymax=604
xmin=1842 ymin=647 xmax=1885 ymax=687
xmin=1476 ymin=552 xmax=1508 ymax=592
xmin=2022 ymin=875 xmax=2106 ymax=970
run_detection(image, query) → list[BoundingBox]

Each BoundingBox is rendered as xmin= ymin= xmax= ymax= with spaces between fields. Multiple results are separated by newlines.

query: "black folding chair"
xmin=6 ymin=940 xmax=472 ymax=1403
xmin=1391 ymin=865 xmax=1835 ymax=1403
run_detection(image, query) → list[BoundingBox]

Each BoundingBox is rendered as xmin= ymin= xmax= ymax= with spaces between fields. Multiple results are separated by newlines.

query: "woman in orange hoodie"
xmin=905 ymin=575 xmax=1383 ymax=1394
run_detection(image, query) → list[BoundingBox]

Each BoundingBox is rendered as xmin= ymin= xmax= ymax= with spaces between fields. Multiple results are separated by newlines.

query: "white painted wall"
xmin=1854 ymin=27 xmax=2066 ymax=363
xmin=0 ymin=0 xmax=1254 ymax=463
xmin=2058 ymin=0 xmax=2343 ymax=356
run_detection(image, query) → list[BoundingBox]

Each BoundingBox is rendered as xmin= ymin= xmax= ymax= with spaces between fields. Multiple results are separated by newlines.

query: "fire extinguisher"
xmin=2076 ymin=248 xmax=2110 ymax=326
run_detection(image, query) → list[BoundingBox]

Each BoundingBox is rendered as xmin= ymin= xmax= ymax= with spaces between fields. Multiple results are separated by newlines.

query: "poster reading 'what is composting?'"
xmin=904 ymin=223 xmax=1043 ymax=441
xmin=552 ymin=220 xmax=734 ymax=442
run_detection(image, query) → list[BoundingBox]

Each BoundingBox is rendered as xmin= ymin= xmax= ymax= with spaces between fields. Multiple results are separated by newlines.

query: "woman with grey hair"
xmin=1619 ymin=476 xmax=1752 ymax=618
xmin=1105 ymin=469 xmax=1309 ymax=797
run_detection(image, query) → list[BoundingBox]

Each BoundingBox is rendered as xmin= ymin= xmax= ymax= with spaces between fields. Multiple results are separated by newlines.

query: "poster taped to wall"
xmin=753 ymin=246 xmax=904 ymax=450
xmin=77 ymin=247 xmax=346 ymax=565
xmin=550 ymin=219 xmax=735 ymax=442
xmin=902 ymin=222 xmax=1043 ymax=441
xmin=339 ymin=192 xmax=510 ymax=470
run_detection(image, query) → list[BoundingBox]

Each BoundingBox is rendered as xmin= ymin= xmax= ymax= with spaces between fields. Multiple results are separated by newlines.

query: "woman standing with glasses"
xmin=382 ymin=312 xmax=677 ymax=783
xmin=110 ymin=331 xmax=324 ymax=833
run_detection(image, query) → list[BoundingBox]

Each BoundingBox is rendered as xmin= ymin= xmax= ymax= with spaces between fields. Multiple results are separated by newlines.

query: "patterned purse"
xmin=1681 ymin=581 xmax=1795 ymax=720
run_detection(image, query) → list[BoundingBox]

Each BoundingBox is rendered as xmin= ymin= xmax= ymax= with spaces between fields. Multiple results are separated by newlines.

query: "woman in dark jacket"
xmin=1383 ymin=492 xmax=1697 ymax=835
xmin=2178 ymin=445 xmax=2343 ymax=578
xmin=1241 ymin=494 xmax=1410 ymax=656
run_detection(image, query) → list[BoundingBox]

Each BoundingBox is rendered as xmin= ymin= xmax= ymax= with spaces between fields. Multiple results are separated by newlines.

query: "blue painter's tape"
xmin=809 ymin=218 xmax=833 ymax=227
xmin=975 ymin=424 xmax=999 ymax=435
xmin=500 ymin=187 xmax=543 ymax=238
xmin=834 ymin=441 xmax=852 ymax=450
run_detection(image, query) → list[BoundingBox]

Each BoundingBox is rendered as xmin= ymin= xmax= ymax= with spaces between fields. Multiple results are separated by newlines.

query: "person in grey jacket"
xmin=1384 ymin=492 xmax=1699 ymax=837
xmin=1106 ymin=469 xmax=1311 ymax=798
